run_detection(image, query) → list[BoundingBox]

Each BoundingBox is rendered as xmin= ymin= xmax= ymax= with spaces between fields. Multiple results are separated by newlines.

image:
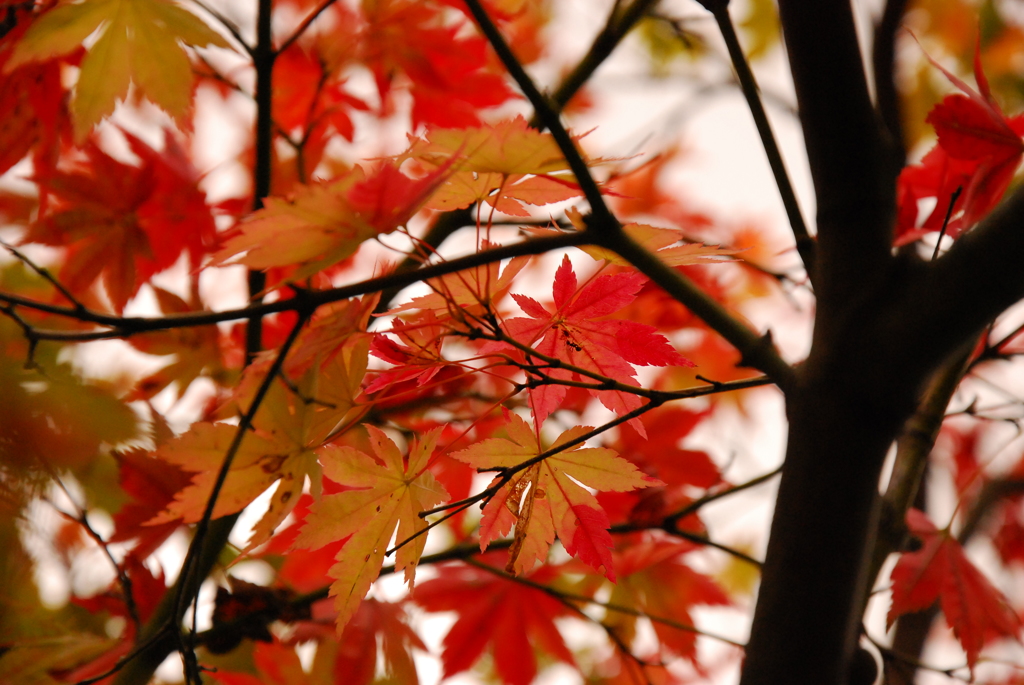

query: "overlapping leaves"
xmin=453 ymin=410 xmax=661 ymax=579
xmin=294 ymin=426 xmax=448 ymax=631
xmin=888 ymin=508 xmax=1021 ymax=669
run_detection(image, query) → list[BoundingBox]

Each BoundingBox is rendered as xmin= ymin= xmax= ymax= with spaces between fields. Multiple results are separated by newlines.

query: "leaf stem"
xmin=276 ymin=0 xmax=340 ymax=55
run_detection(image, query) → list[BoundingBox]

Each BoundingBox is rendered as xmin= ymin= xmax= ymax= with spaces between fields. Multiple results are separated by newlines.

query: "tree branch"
xmin=914 ymin=187 xmax=1024 ymax=364
xmin=460 ymin=0 xmax=617 ymax=228
xmin=701 ymin=0 xmax=815 ymax=277
xmin=873 ymin=0 xmax=909 ymax=170
xmin=602 ymin=229 xmax=795 ymax=391
xmin=544 ymin=0 xmax=658 ymax=116
xmin=0 ymin=232 xmax=590 ymax=339
xmin=776 ymin=0 xmax=894 ymax=292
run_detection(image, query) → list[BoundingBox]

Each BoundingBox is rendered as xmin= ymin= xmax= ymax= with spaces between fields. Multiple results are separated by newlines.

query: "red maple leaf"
xmin=888 ymin=508 xmax=1021 ymax=668
xmin=0 ymin=12 xmax=71 ymax=177
xmin=994 ymin=503 xmax=1024 ymax=568
xmin=24 ymin=129 xmax=216 ymax=311
xmin=412 ymin=561 xmax=577 ymax=685
xmin=609 ymin=538 xmax=732 ymax=667
xmin=366 ymin=313 xmax=450 ymax=394
xmin=360 ymin=0 xmax=517 ymax=128
xmin=108 ymin=448 xmax=192 ymax=560
xmin=896 ymin=42 xmax=1024 ymax=244
xmin=494 ymin=255 xmax=693 ymax=433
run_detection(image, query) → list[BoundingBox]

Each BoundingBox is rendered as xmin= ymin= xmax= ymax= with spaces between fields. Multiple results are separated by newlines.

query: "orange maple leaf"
xmin=453 ymin=411 xmax=661 ymax=579
xmin=400 ymin=115 xmax=595 ymax=216
xmin=293 ymin=425 xmax=449 ymax=632
xmin=151 ymin=336 xmax=369 ymax=554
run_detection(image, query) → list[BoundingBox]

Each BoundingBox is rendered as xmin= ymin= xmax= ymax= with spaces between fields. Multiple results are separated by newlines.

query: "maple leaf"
xmin=888 ymin=508 xmax=1021 ymax=668
xmin=283 ymin=294 xmax=378 ymax=377
xmin=211 ymin=641 xmax=313 ymax=685
xmin=126 ymin=286 xmax=227 ymax=400
xmin=60 ymin=555 xmax=168 ymax=684
xmin=895 ymin=42 xmax=1024 ymax=243
xmin=151 ymin=336 xmax=369 ymax=553
xmin=360 ymin=0 xmax=516 ymax=128
xmin=994 ymin=504 xmax=1024 ymax=569
xmin=0 ymin=355 xmax=140 ymax=473
xmin=387 ymin=245 xmax=530 ymax=321
xmin=0 ymin=14 xmax=70 ymax=177
xmin=329 ymin=599 xmax=425 ymax=685
xmin=213 ymin=161 xmax=452 ymax=279
xmin=399 ymin=116 xmax=592 ymax=216
xmin=108 ymin=447 xmax=192 ymax=559
xmin=7 ymin=0 xmax=231 ymax=140
xmin=494 ymin=255 xmax=693 ymax=432
xmin=453 ymin=411 xmax=661 ymax=579
xmin=413 ymin=561 xmax=576 ymax=685
xmin=273 ymin=29 xmax=367 ymax=144
xmin=23 ymin=129 xmax=217 ymax=312
xmin=538 ymin=207 xmax=737 ymax=267
xmin=366 ymin=313 xmax=451 ymax=395
xmin=293 ymin=425 xmax=449 ymax=632
xmin=605 ymin=538 xmax=731 ymax=667
xmin=596 ymin=406 xmax=720 ymax=527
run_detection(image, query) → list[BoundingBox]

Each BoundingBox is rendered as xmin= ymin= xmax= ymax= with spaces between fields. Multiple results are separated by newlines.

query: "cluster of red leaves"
xmin=23 ymin=129 xmax=217 ymax=312
xmin=888 ymin=509 xmax=1021 ymax=669
xmin=896 ymin=44 xmax=1024 ymax=244
xmin=490 ymin=255 xmax=694 ymax=434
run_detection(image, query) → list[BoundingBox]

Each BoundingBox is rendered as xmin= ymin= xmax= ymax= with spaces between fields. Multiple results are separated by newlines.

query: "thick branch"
xmin=873 ymin=0 xmax=909 ymax=170
xmin=916 ymin=186 xmax=1024 ymax=359
xmin=869 ymin=342 xmax=974 ymax=585
xmin=776 ymin=0 xmax=893 ymax=292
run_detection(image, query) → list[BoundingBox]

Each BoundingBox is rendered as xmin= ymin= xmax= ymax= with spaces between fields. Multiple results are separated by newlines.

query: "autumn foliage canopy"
xmin=5 ymin=1 xmax=1024 ymax=684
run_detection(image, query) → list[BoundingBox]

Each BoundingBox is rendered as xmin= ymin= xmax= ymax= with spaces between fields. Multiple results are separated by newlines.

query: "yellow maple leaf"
xmin=400 ymin=115 xmax=598 ymax=216
xmin=212 ymin=171 xmax=368 ymax=273
xmin=150 ymin=336 xmax=370 ymax=554
xmin=7 ymin=0 xmax=231 ymax=140
xmin=294 ymin=425 xmax=449 ymax=633
xmin=214 ymin=160 xmax=453 ymax=279
xmin=452 ymin=411 xmax=660 ymax=579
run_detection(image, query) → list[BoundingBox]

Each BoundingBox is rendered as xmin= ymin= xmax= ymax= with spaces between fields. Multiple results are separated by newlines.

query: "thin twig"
xmin=0 ymin=232 xmax=590 ymax=339
xmin=702 ymin=0 xmax=815 ymax=277
xmin=276 ymin=0 xmax=340 ymax=55
xmin=465 ymin=557 xmax=747 ymax=648
xmin=47 ymin=482 xmax=141 ymax=629
xmin=171 ymin=306 xmax=313 ymax=669
xmin=544 ymin=0 xmax=660 ymax=117
xmin=0 ymin=238 xmax=84 ymax=309
xmin=188 ymin=0 xmax=253 ymax=57
xmin=460 ymin=0 xmax=618 ymax=229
